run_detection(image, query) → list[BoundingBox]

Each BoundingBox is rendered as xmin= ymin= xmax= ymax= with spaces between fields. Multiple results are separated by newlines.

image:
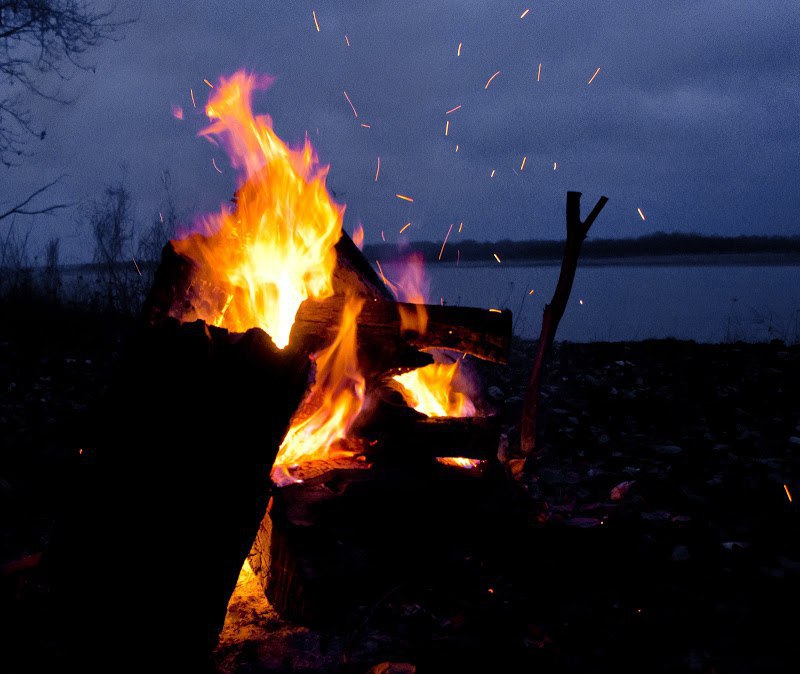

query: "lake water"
xmin=380 ymin=261 xmax=800 ymax=344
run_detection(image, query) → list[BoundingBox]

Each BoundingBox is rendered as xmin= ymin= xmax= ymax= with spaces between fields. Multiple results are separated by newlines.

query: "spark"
xmin=637 ymin=207 xmax=646 ymax=221
xmin=376 ymin=259 xmax=389 ymax=286
xmin=520 ymin=155 xmax=527 ymax=171
xmin=375 ymin=156 xmax=381 ymax=182
xmin=446 ymin=104 xmax=462 ymax=115
xmin=312 ymin=9 xmax=320 ymax=32
xmin=520 ymin=8 xmax=530 ymax=19
xmin=537 ymin=63 xmax=542 ymax=82
xmin=458 ymin=222 xmax=463 ymax=233
xmin=457 ymin=249 xmax=461 ymax=265
xmin=172 ymin=105 xmax=184 ymax=120
xmin=439 ymin=223 xmax=454 ymax=261
xmin=203 ymin=78 xmax=214 ymax=89
xmin=396 ymin=194 xmax=414 ymax=202
xmin=212 ymin=158 xmax=223 ymax=174
xmin=489 ymin=309 xmax=502 ymax=314
xmin=132 ymin=257 xmax=142 ymax=276
xmin=579 ymin=298 xmax=585 ymax=305
xmin=490 ymin=169 xmax=496 ymax=178
xmin=399 ymin=222 xmax=412 ymax=234
xmin=159 ymin=212 xmax=164 ymax=223
xmin=528 ymin=289 xmax=535 ymax=295
xmin=485 ymin=70 xmax=501 ymax=90
xmin=343 ymin=90 xmax=358 ymax=117
xmin=381 ymin=230 xmax=386 ymax=242
xmin=553 ymin=161 xmax=558 ymax=171
xmin=455 ymin=144 xmax=459 ymax=152
xmin=345 ymin=34 xmax=350 ymax=46
xmin=457 ymin=41 xmax=462 ymax=56
xmin=785 ymin=484 xmax=793 ymax=503
xmin=445 ymin=119 xmax=450 ymax=136
xmin=190 ymin=88 xmax=196 ymax=107
xmin=360 ymin=123 xmax=371 ymax=128
xmin=588 ymin=67 xmax=601 ymax=85
xmin=493 ymin=253 xmax=502 ymax=264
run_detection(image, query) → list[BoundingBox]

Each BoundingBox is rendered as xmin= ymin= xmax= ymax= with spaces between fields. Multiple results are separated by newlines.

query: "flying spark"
xmin=190 ymin=88 xmax=196 ymax=107
xmin=375 ymin=156 xmax=381 ymax=182
xmin=488 ymin=309 xmax=502 ymax=314
xmin=637 ymin=207 xmax=646 ymax=221
xmin=458 ymin=222 xmax=463 ymax=233
xmin=588 ymin=67 xmax=601 ymax=85
xmin=528 ymin=289 xmax=535 ymax=295
xmin=439 ymin=223 xmax=454 ymax=261
xmin=490 ymin=169 xmax=496 ymax=178
xmin=579 ymin=299 xmax=585 ymax=305
xmin=537 ymin=63 xmax=542 ymax=82
xmin=457 ymin=42 xmax=462 ymax=56
xmin=485 ymin=70 xmax=501 ymax=90
xmin=172 ymin=105 xmax=184 ymax=120
xmin=493 ymin=253 xmax=502 ymax=264
xmin=445 ymin=119 xmax=450 ymax=136
xmin=455 ymin=144 xmax=459 ymax=152
xmin=203 ymin=79 xmax=214 ymax=89
xmin=785 ymin=484 xmax=793 ymax=503
xmin=396 ymin=194 xmax=414 ymax=202
xmin=345 ymin=34 xmax=350 ymax=46
xmin=312 ymin=9 xmax=320 ymax=32
xmin=212 ymin=158 xmax=223 ymax=174
xmin=520 ymin=155 xmax=527 ymax=171
xmin=343 ymin=90 xmax=358 ymax=117
xmin=446 ymin=104 xmax=462 ymax=115
xmin=399 ymin=222 xmax=412 ymax=234
xmin=381 ymin=230 xmax=386 ymax=242
xmin=360 ymin=123 xmax=371 ymax=128
xmin=520 ymin=9 xmax=530 ymax=19
xmin=132 ymin=257 xmax=142 ymax=276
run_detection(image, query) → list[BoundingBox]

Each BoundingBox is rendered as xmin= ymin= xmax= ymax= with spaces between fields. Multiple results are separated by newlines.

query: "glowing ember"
xmin=436 ymin=457 xmax=484 ymax=469
xmin=457 ymin=41 xmax=462 ymax=56
xmin=637 ymin=207 xmax=646 ymax=221
xmin=537 ymin=63 xmax=542 ymax=81
xmin=485 ymin=70 xmax=501 ymax=90
xmin=171 ymin=72 xmax=343 ymax=349
xmin=588 ymin=67 xmax=601 ymax=85
xmin=396 ymin=193 xmax=414 ymax=202
xmin=785 ymin=483 xmax=793 ymax=503
xmin=446 ymin=104 xmax=461 ymax=115
xmin=273 ymin=297 xmax=366 ymax=482
xmin=439 ymin=223 xmax=453 ymax=261
xmin=343 ymin=90 xmax=358 ymax=117
xmin=392 ymin=361 xmax=476 ymax=418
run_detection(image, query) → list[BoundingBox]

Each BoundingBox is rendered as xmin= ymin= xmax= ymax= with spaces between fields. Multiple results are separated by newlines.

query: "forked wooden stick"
xmin=520 ymin=191 xmax=608 ymax=461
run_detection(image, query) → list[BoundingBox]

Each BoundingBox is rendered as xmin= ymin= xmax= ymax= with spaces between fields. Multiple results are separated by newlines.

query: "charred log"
xmin=47 ymin=318 xmax=311 ymax=672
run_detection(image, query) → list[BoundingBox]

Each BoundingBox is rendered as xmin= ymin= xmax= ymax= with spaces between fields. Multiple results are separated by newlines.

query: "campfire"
xmin=141 ymin=72 xmax=512 ymax=625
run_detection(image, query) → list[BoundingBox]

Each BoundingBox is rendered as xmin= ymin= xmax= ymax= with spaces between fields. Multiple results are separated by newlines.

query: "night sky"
xmin=4 ymin=1 xmax=800 ymax=263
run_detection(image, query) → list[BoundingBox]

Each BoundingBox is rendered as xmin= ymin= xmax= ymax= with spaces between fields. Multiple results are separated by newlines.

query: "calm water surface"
xmin=380 ymin=261 xmax=800 ymax=344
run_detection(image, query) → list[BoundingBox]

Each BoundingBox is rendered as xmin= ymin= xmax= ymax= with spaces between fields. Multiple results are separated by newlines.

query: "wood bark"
xmin=520 ymin=191 xmax=608 ymax=460
xmin=47 ymin=319 xmax=311 ymax=672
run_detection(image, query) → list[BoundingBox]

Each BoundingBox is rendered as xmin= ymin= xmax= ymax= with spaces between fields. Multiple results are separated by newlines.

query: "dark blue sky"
xmin=4 ymin=0 xmax=800 ymax=263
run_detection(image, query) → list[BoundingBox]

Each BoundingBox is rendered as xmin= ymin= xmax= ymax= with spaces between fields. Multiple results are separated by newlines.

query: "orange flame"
xmin=394 ymin=252 xmax=428 ymax=335
xmin=272 ymin=297 xmax=365 ymax=482
xmin=172 ymin=72 xmax=343 ymax=348
xmin=392 ymin=361 xmax=475 ymax=418
xmin=436 ymin=457 xmax=484 ymax=469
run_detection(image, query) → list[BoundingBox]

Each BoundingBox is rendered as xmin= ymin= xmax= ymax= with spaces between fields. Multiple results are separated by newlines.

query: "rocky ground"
xmin=1 ymin=299 xmax=799 ymax=672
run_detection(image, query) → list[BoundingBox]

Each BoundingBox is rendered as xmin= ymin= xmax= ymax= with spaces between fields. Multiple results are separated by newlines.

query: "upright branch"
xmin=520 ymin=191 xmax=608 ymax=460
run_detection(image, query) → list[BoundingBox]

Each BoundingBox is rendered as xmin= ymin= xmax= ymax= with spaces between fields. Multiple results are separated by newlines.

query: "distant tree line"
xmin=364 ymin=232 xmax=800 ymax=264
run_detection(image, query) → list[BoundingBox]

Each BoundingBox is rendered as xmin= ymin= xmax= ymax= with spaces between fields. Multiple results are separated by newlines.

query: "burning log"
xmin=48 ymin=318 xmax=312 ymax=671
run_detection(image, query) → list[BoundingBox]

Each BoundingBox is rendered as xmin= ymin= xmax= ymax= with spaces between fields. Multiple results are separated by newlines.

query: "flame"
xmin=392 ymin=360 xmax=476 ymax=418
xmin=395 ymin=252 xmax=428 ymax=335
xmin=172 ymin=71 xmax=343 ymax=348
xmin=352 ymin=224 xmax=364 ymax=250
xmin=272 ymin=297 xmax=365 ymax=481
xmin=436 ymin=457 xmax=484 ymax=469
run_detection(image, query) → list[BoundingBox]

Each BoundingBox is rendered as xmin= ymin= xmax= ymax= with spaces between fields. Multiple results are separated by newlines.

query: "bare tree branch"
xmin=0 ymin=1 xmax=133 ymax=165
xmin=0 ymin=174 xmax=74 ymax=221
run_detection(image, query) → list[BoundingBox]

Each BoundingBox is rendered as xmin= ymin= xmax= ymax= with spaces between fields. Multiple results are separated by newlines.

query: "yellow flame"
xmin=172 ymin=72 xmax=342 ymax=348
xmin=273 ymin=297 xmax=365 ymax=475
xmin=436 ymin=457 xmax=483 ymax=469
xmin=392 ymin=361 xmax=475 ymax=418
